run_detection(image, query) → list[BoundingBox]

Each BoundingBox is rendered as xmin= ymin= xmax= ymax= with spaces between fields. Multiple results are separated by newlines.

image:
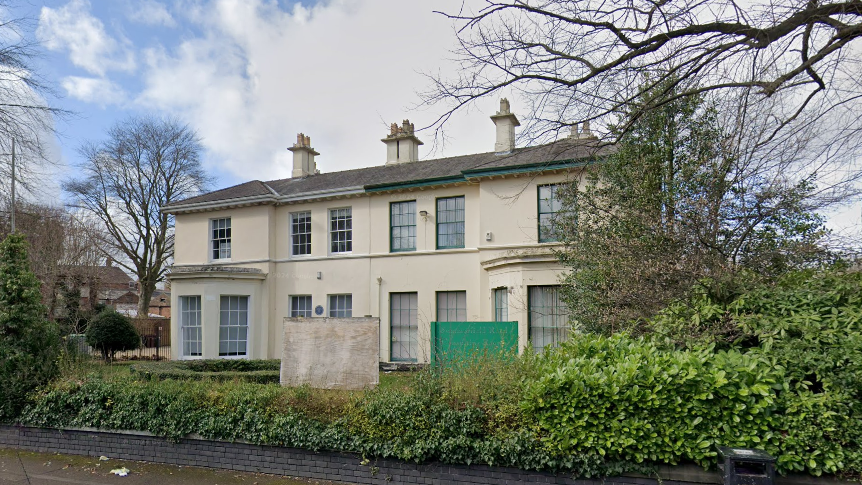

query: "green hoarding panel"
xmin=430 ymin=321 xmax=518 ymax=365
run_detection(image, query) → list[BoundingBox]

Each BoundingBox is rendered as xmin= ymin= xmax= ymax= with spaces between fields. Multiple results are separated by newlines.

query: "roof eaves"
xmin=160 ymin=194 xmax=278 ymax=214
xmin=364 ymin=175 xmax=467 ymax=193
xmin=462 ymin=158 xmax=597 ymax=179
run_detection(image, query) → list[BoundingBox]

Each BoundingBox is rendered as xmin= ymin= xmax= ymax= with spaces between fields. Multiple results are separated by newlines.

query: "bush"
xmin=647 ymin=268 xmax=862 ymax=476
xmin=19 ymin=373 xmax=622 ymax=476
xmin=523 ymin=334 xmax=782 ymax=468
xmin=85 ymin=310 xmax=139 ymax=362
xmin=0 ymin=233 xmax=62 ymax=420
xmin=130 ymin=359 xmax=281 ymax=384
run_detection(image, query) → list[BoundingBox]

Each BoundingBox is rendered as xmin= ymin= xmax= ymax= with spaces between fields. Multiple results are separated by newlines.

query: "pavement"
xmin=0 ymin=448 xmax=343 ymax=485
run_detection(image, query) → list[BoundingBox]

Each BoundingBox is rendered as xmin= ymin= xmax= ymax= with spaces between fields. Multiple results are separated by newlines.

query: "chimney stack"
xmin=288 ymin=133 xmax=319 ymax=178
xmin=569 ymin=121 xmax=596 ymax=140
xmin=490 ymin=98 xmax=520 ymax=153
xmin=381 ymin=119 xmax=423 ymax=165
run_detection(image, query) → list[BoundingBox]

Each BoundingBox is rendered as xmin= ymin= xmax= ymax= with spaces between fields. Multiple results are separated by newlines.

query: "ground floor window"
xmin=180 ymin=295 xmax=202 ymax=357
xmin=328 ymin=294 xmax=352 ymax=317
xmin=493 ymin=288 xmax=508 ymax=322
xmin=528 ymin=286 xmax=570 ymax=352
xmin=290 ymin=295 xmax=312 ymax=317
xmin=219 ymin=295 xmax=249 ymax=357
xmin=436 ymin=291 xmax=467 ymax=322
xmin=390 ymin=292 xmax=418 ymax=362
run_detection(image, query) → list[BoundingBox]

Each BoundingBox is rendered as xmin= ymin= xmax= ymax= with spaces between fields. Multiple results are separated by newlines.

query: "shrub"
xmin=85 ymin=309 xmax=139 ymax=362
xmin=523 ymin=334 xmax=782 ymax=468
xmin=647 ymin=268 xmax=862 ymax=475
xmin=19 ymin=373 xmax=622 ymax=476
xmin=0 ymin=233 xmax=62 ymax=420
xmin=130 ymin=359 xmax=281 ymax=384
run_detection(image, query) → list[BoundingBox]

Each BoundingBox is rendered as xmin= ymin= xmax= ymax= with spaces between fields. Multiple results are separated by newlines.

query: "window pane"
xmin=390 ymin=292 xmax=418 ymax=361
xmin=211 ymin=218 xmax=232 ymax=259
xmin=529 ymin=286 xmax=570 ymax=352
xmin=219 ymin=295 xmax=249 ymax=356
xmin=437 ymin=291 xmax=466 ymax=323
xmin=436 ymin=197 xmax=465 ymax=249
xmin=390 ymin=201 xmax=416 ymax=252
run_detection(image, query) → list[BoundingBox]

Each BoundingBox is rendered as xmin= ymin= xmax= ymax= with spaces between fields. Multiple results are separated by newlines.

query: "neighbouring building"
xmin=79 ymin=260 xmax=140 ymax=316
xmin=162 ymin=100 xmax=608 ymax=362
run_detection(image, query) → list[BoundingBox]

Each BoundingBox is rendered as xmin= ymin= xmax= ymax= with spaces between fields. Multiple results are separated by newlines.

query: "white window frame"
xmin=218 ymin=295 xmax=249 ymax=359
xmin=180 ymin=295 xmax=202 ymax=359
xmin=493 ymin=288 xmax=509 ymax=322
xmin=290 ymin=211 xmax=312 ymax=257
xmin=290 ymin=295 xmax=313 ymax=317
xmin=329 ymin=207 xmax=353 ymax=254
xmin=328 ymin=294 xmax=352 ymax=318
xmin=210 ymin=217 xmax=232 ymax=261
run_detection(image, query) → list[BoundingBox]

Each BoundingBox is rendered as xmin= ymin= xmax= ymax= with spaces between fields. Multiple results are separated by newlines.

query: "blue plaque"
xmin=314 ymin=305 xmax=324 ymax=316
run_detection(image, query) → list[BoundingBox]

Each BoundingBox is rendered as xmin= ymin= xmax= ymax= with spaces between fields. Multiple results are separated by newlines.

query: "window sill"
xmin=390 ymin=248 xmax=416 ymax=253
xmin=210 ymin=258 xmax=232 ymax=263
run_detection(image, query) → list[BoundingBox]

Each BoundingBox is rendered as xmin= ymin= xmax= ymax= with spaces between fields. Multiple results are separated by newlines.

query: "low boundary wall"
xmin=0 ymin=425 xmax=832 ymax=485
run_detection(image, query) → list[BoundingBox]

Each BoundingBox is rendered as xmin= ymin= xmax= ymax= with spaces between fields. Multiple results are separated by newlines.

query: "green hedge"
xmin=129 ymin=359 xmax=281 ymax=384
xmin=18 ymin=375 xmax=626 ymax=477
xmin=524 ymin=335 xmax=781 ymax=467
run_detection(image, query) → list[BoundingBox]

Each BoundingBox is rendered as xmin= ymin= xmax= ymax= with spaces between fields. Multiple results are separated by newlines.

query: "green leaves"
xmin=523 ymin=335 xmax=783 ymax=469
xmin=0 ymin=233 xmax=62 ymax=419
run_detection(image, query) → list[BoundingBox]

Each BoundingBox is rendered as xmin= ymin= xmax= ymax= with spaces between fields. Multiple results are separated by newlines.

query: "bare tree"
xmin=0 ymin=201 xmax=105 ymax=324
xmin=0 ymin=3 xmax=67 ymax=198
xmin=63 ymin=116 xmax=211 ymax=317
xmin=426 ymin=0 xmax=862 ymax=141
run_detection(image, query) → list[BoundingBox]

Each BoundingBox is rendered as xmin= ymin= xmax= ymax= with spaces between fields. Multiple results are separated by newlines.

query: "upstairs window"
xmin=538 ymin=185 xmax=562 ymax=242
xmin=290 ymin=295 xmax=313 ymax=317
xmin=291 ymin=211 xmax=312 ymax=256
xmin=330 ymin=208 xmax=352 ymax=253
xmin=390 ymin=201 xmax=416 ymax=252
xmin=211 ymin=217 xmax=231 ymax=260
xmin=436 ymin=196 xmax=465 ymax=249
xmin=328 ymin=294 xmax=352 ymax=318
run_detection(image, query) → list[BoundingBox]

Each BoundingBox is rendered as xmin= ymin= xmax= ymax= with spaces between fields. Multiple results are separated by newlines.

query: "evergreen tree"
xmin=557 ymin=87 xmax=830 ymax=334
xmin=0 ymin=233 xmax=61 ymax=419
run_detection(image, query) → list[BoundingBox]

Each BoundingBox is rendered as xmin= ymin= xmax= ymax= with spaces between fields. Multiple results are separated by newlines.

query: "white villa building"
xmin=162 ymin=100 xmax=607 ymax=362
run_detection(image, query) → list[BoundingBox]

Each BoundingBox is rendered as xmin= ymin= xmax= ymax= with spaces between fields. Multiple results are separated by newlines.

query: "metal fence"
xmin=66 ymin=318 xmax=172 ymax=361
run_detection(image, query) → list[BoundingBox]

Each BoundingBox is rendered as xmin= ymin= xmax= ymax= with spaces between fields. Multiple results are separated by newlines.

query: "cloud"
xmin=61 ymin=76 xmax=126 ymax=105
xmin=136 ymin=0 xmax=504 ymax=181
xmin=37 ymin=0 xmax=136 ymax=76
xmin=127 ymin=0 xmax=176 ymax=27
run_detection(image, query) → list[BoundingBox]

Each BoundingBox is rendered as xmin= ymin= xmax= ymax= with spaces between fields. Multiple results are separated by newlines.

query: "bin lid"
xmin=717 ymin=447 xmax=776 ymax=463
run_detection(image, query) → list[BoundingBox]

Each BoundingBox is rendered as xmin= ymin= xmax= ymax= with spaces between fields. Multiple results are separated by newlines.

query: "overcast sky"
xmin=6 ymin=0 xmax=861 ymax=237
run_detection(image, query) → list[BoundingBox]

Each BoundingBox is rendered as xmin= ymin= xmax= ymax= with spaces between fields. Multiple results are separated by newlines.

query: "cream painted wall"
xmin=174 ymin=205 xmax=274 ymax=264
xmin=170 ymin=169 xmax=584 ymax=362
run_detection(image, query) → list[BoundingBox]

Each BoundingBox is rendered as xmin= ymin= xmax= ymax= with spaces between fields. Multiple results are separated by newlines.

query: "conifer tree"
xmin=0 ymin=233 xmax=61 ymax=419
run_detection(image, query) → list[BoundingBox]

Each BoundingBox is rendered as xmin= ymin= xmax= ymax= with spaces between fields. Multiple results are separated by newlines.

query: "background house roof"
xmin=163 ymin=139 xmax=610 ymax=210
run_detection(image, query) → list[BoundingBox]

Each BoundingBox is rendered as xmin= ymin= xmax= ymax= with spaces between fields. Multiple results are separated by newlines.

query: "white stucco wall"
xmin=169 ymin=167 xmax=587 ymax=362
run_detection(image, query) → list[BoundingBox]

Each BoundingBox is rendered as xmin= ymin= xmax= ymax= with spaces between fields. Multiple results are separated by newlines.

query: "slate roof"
xmin=163 ymin=139 xmax=609 ymax=210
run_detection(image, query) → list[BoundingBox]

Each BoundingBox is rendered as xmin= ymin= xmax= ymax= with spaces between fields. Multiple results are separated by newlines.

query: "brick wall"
xmin=1 ymin=425 xmax=797 ymax=485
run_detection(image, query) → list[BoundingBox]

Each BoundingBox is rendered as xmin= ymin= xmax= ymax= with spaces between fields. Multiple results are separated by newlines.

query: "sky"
xmin=4 ymin=0 xmax=861 ymax=239
xmin=14 ymin=0 xmax=504 ymax=197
